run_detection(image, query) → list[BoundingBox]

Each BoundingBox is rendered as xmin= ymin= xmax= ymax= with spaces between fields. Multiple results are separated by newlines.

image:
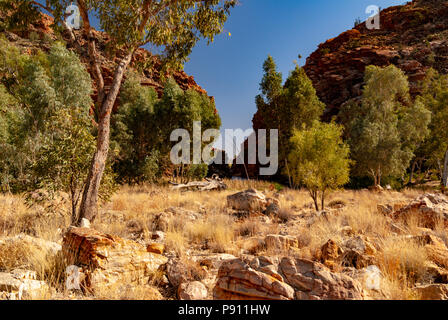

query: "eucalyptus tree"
xmin=343 ymin=65 xmax=431 ymax=187
xmin=255 ymin=56 xmax=324 ymax=183
xmin=17 ymin=0 xmax=236 ymax=224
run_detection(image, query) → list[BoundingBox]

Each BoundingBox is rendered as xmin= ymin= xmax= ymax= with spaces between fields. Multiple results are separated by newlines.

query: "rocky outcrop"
xmin=213 ymin=256 xmax=366 ymax=300
xmin=381 ymin=194 xmax=448 ymax=229
xmin=0 ymin=270 xmax=49 ymax=300
xmin=178 ymin=281 xmax=208 ymax=300
xmin=1 ymin=12 xmax=212 ymax=112
xmin=279 ymin=257 xmax=365 ymax=300
xmin=227 ymin=189 xmax=279 ymax=214
xmin=227 ymin=189 xmax=268 ymax=213
xmin=62 ymin=227 xmax=167 ymax=293
xmin=265 ymin=234 xmax=299 ymax=252
xmin=303 ymin=0 xmax=448 ymax=120
xmin=238 ymin=1 xmax=448 ymax=180
xmin=414 ymin=284 xmax=448 ymax=300
xmin=213 ymin=258 xmax=295 ymax=300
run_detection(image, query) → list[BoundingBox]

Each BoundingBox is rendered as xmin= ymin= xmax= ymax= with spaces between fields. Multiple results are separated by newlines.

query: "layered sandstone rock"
xmin=213 ymin=256 xmax=366 ymax=300
xmin=279 ymin=257 xmax=366 ymax=300
xmin=227 ymin=189 xmax=268 ymax=213
xmin=62 ymin=227 xmax=167 ymax=293
xmin=265 ymin=234 xmax=299 ymax=252
xmin=392 ymin=194 xmax=448 ymax=228
xmin=178 ymin=281 xmax=208 ymax=300
xmin=213 ymin=258 xmax=295 ymax=300
xmin=303 ymin=0 xmax=448 ymax=120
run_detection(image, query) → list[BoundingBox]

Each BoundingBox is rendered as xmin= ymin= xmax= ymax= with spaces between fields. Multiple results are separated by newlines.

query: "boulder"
xmin=213 ymin=258 xmax=295 ymax=300
xmin=227 ymin=189 xmax=268 ymax=213
xmin=0 ymin=270 xmax=49 ymax=300
xmin=165 ymin=258 xmax=189 ymax=288
xmin=0 ymin=234 xmax=61 ymax=259
xmin=265 ymin=202 xmax=280 ymax=216
xmin=178 ymin=281 xmax=208 ymax=300
xmin=278 ymin=258 xmax=365 ymax=300
xmin=164 ymin=258 xmax=207 ymax=289
xmin=414 ymin=284 xmax=448 ymax=300
xmin=341 ymin=236 xmax=377 ymax=269
xmin=265 ymin=234 xmax=299 ymax=252
xmin=320 ymin=239 xmax=343 ymax=270
xmin=62 ymin=227 xmax=167 ymax=293
xmin=413 ymin=234 xmax=448 ymax=272
xmin=197 ymin=254 xmax=237 ymax=271
xmin=343 ymin=266 xmax=388 ymax=299
xmin=392 ymin=194 xmax=448 ymax=229
xmin=151 ymin=231 xmax=165 ymax=242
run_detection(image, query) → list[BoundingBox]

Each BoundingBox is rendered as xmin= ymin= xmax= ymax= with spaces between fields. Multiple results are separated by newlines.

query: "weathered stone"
xmin=0 ymin=271 xmax=49 ymax=300
xmin=278 ymin=258 xmax=365 ymax=300
xmin=392 ymin=194 xmax=448 ymax=229
xmin=165 ymin=258 xmax=189 ymax=288
xmin=164 ymin=257 xmax=207 ymax=289
xmin=178 ymin=281 xmax=208 ymax=300
xmin=343 ymin=266 xmax=388 ymax=299
xmin=62 ymin=227 xmax=167 ymax=292
xmin=413 ymin=234 xmax=448 ymax=271
xmin=343 ymin=236 xmax=377 ymax=255
xmin=80 ymin=218 xmax=91 ymax=228
xmin=414 ymin=284 xmax=448 ymax=300
xmin=213 ymin=258 xmax=295 ymax=300
xmin=197 ymin=254 xmax=237 ymax=270
xmin=320 ymin=239 xmax=343 ymax=270
xmin=265 ymin=234 xmax=299 ymax=252
xmin=227 ymin=189 xmax=268 ymax=213
xmin=151 ymin=231 xmax=165 ymax=242
xmin=147 ymin=243 xmax=164 ymax=255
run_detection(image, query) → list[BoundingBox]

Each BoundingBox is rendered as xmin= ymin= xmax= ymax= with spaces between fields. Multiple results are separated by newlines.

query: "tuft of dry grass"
xmin=0 ymin=179 xmax=435 ymax=300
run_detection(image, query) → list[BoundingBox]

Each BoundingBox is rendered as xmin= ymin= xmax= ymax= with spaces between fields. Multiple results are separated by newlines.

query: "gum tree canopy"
xmin=18 ymin=0 xmax=236 ymax=224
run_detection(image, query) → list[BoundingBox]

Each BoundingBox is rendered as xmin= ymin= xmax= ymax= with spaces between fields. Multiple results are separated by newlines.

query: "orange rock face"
xmin=2 ymin=12 xmax=214 ymax=115
xmin=62 ymin=227 xmax=167 ymax=293
xmin=303 ymin=1 xmax=448 ymax=120
xmin=214 ymin=256 xmax=366 ymax=300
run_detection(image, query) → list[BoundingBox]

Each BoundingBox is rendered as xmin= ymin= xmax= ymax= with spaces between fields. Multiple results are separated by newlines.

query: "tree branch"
xmin=77 ymin=0 xmax=105 ymax=107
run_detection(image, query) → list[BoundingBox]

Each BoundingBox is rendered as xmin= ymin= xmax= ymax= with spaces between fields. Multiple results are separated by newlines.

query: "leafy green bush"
xmin=288 ymin=121 xmax=351 ymax=211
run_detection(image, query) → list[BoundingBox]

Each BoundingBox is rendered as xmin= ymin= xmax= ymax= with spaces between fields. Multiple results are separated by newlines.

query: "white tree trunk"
xmin=443 ymin=149 xmax=448 ymax=188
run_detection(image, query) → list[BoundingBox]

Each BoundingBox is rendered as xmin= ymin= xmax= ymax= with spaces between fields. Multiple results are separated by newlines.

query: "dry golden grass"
xmin=0 ymin=179 xmax=438 ymax=300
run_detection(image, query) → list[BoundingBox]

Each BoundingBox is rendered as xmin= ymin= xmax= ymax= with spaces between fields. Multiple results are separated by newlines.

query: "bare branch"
xmin=77 ymin=0 xmax=105 ymax=107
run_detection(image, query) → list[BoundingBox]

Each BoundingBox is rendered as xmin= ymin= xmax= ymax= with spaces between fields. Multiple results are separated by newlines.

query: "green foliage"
xmin=342 ymin=65 xmax=431 ymax=186
xmin=0 ymin=39 xmax=116 ymax=217
xmin=288 ymin=121 xmax=351 ymax=211
xmin=186 ymin=163 xmax=208 ymax=181
xmin=112 ymin=71 xmax=220 ymax=184
xmin=38 ymin=0 xmax=236 ymax=70
xmin=414 ymin=69 xmax=448 ymax=181
xmin=255 ymin=56 xmax=325 ymax=178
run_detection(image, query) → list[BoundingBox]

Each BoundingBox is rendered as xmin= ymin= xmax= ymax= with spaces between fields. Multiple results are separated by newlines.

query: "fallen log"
xmin=170 ymin=177 xmax=227 ymax=191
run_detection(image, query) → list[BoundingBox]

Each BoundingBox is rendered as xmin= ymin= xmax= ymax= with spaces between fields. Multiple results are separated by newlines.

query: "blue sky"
xmin=39 ymin=0 xmax=407 ymax=155
xmin=183 ymin=0 xmax=406 ymax=153
xmin=185 ymin=0 xmax=407 ymax=130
